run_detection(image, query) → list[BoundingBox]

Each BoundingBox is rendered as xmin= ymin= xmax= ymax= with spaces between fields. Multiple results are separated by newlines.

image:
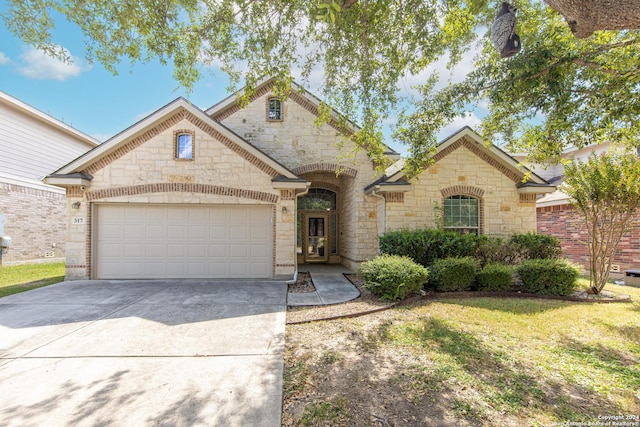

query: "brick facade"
xmin=537 ymin=203 xmax=640 ymax=272
xmin=0 ymin=181 xmax=66 ymax=265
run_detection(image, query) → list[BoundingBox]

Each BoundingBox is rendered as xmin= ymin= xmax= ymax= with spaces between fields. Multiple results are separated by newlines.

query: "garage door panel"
xmin=123 ymin=244 xmax=143 ymax=257
xmin=167 ymin=244 xmax=186 ymax=257
xmin=229 ymin=245 xmax=249 ymax=258
xmin=188 ymin=225 xmax=208 ymax=240
xmin=229 ymin=225 xmax=250 ymax=240
xmin=188 ymin=244 xmax=207 ymax=257
xmin=145 ymin=244 xmax=165 ymax=257
xmin=95 ymin=204 xmax=273 ymax=279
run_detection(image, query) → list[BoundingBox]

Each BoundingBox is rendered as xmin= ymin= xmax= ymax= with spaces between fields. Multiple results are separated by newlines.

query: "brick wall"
xmin=0 ymin=181 xmax=66 ymax=265
xmin=537 ymin=203 xmax=640 ymax=271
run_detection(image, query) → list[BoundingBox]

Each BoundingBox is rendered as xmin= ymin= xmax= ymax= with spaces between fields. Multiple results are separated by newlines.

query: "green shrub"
xmin=476 ymin=263 xmax=514 ymax=292
xmin=516 ymin=259 xmax=581 ymax=296
xmin=379 ymin=228 xmax=479 ymax=267
xmin=428 ymin=257 xmax=478 ymax=292
xmin=475 ymin=237 xmax=526 ymax=267
xmin=510 ymin=233 xmax=562 ymax=260
xmin=358 ymin=254 xmax=428 ymax=301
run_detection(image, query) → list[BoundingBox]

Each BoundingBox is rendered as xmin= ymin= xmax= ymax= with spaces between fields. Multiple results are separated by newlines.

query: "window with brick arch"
xmin=443 ymin=195 xmax=479 ymax=235
xmin=175 ymin=132 xmax=194 ymax=160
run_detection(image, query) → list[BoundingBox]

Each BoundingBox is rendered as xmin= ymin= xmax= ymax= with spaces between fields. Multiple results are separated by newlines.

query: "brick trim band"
xmin=85 ymin=183 xmax=279 ymax=203
xmin=309 ymin=182 xmax=340 ymax=193
xmin=440 ymin=185 xmax=485 ymax=198
xmin=292 ymin=163 xmax=357 ymax=178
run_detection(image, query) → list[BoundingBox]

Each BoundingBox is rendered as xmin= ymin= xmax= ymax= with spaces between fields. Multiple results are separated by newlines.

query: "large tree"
xmin=563 ymin=151 xmax=640 ymax=295
xmin=3 ymin=0 xmax=639 ymax=171
xmin=400 ymin=2 xmax=640 ymax=175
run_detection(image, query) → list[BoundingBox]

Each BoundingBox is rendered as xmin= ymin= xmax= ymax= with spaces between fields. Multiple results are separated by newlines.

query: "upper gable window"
xmin=267 ymin=98 xmax=283 ymax=121
xmin=175 ymin=131 xmax=194 ymax=160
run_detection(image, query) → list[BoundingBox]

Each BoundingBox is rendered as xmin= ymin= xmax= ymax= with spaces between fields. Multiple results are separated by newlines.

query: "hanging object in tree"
xmin=491 ymin=2 xmax=522 ymax=58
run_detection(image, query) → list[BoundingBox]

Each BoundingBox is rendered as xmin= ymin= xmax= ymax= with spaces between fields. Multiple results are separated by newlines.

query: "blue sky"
xmin=0 ymin=14 xmax=486 ymax=155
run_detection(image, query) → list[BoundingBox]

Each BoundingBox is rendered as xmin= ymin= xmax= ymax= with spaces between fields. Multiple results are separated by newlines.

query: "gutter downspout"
xmin=368 ymin=185 xmax=386 ymax=244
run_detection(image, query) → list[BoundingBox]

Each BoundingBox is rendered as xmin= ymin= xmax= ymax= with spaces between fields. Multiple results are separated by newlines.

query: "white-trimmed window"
xmin=267 ymin=98 xmax=283 ymax=121
xmin=175 ymin=132 xmax=194 ymax=160
xmin=443 ymin=195 xmax=479 ymax=235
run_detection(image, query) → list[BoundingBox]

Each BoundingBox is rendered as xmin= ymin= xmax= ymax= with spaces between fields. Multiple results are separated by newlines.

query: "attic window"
xmin=175 ymin=131 xmax=194 ymax=160
xmin=267 ymin=98 xmax=283 ymax=121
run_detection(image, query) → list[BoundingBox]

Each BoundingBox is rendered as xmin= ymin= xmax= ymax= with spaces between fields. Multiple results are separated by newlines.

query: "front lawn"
xmin=284 ymin=283 xmax=640 ymax=426
xmin=0 ymin=262 xmax=65 ymax=298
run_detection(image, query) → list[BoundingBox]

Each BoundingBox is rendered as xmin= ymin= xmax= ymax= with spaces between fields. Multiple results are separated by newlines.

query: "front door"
xmin=304 ymin=213 xmax=329 ymax=263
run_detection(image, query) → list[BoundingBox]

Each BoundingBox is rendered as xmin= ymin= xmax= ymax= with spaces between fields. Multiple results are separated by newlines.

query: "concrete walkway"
xmin=287 ymin=264 xmax=361 ymax=306
xmin=0 ymin=279 xmax=287 ymax=427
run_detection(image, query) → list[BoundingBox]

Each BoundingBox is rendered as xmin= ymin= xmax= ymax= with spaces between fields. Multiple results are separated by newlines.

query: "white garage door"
xmin=94 ymin=204 xmax=273 ymax=279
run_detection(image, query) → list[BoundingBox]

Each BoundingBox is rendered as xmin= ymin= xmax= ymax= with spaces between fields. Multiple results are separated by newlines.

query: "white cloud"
xmin=0 ymin=52 xmax=10 ymax=65
xmin=437 ymin=112 xmax=484 ymax=140
xmin=18 ymin=46 xmax=87 ymax=81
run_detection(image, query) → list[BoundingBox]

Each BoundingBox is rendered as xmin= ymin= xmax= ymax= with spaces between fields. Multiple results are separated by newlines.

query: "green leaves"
xmin=564 ymin=150 xmax=640 ymax=293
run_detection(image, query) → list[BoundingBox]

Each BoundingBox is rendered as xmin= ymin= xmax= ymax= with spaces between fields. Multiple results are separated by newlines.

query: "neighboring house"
xmin=0 ymin=91 xmax=99 ymax=265
xmin=515 ymin=142 xmax=640 ymax=273
xmin=45 ymin=78 xmax=554 ymax=280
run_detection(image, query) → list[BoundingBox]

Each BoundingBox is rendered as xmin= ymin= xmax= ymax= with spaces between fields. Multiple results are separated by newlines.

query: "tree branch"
xmin=528 ymin=38 xmax=640 ymax=80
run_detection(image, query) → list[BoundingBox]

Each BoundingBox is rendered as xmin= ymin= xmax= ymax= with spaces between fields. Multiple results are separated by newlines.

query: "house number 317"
xmin=72 ymin=218 xmax=85 ymax=225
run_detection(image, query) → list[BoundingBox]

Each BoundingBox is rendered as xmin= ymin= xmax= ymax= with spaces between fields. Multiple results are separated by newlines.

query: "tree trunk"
xmin=544 ymin=0 xmax=640 ymax=37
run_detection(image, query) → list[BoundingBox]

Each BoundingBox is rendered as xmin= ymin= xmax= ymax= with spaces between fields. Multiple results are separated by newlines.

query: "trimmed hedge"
xmin=379 ymin=229 xmax=479 ymax=267
xmin=428 ymin=257 xmax=478 ymax=292
xmin=476 ymin=263 xmax=514 ymax=292
xmin=476 ymin=237 xmax=525 ymax=267
xmin=358 ymin=254 xmax=429 ymax=301
xmin=509 ymin=233 xmax=562 ymax=260
xmin=516 ymin=259 xmax=581 ymax=296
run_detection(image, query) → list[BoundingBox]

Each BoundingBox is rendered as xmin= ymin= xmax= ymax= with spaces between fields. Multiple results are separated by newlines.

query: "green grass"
xmin=385 ymin=283 xmax=640 ymax=424
xmin=284 ymin=282 xmax=640 ymax=426
xmin=0 ymin=262 xmax=65 ymax=298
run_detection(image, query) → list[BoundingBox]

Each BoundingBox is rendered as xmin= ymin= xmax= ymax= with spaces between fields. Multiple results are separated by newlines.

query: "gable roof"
xmin=46 ymin=97 xmax=302 ymax=186
xmin=205 ymin=76 xmax=401 ymax=158
xmin=366 ymin=126 xmax=554 ymax=194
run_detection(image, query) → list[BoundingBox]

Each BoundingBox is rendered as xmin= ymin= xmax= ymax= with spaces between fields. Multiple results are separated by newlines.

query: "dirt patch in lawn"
xmin=283 ymin=275 xmax=636 ymax=426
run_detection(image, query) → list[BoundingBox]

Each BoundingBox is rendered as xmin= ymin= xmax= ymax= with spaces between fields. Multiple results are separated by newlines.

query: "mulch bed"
xmin=287 ymin=272 xmax=316 ymax=293
xmin=286 ymin=273 xmax=632 ymax=324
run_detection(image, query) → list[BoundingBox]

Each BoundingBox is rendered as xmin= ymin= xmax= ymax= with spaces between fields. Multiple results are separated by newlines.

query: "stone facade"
xmin=384 ymin=138 xmax=537 ymax=236
xmin=49 ymin=83 xmax=550 ymax=280
xmin=62 ymin=109 xmax=298 ymax=279
xmin=218 ymin=91 xmax=382 ymax=269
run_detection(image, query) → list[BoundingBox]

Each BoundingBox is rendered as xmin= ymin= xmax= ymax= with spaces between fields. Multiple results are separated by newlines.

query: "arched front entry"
xmin=297 ymin=188 xmax=338 ymax=263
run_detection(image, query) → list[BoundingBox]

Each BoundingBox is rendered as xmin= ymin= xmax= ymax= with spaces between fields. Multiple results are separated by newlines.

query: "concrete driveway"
xmin=0 ymin=279 xmax=287 ymax=427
